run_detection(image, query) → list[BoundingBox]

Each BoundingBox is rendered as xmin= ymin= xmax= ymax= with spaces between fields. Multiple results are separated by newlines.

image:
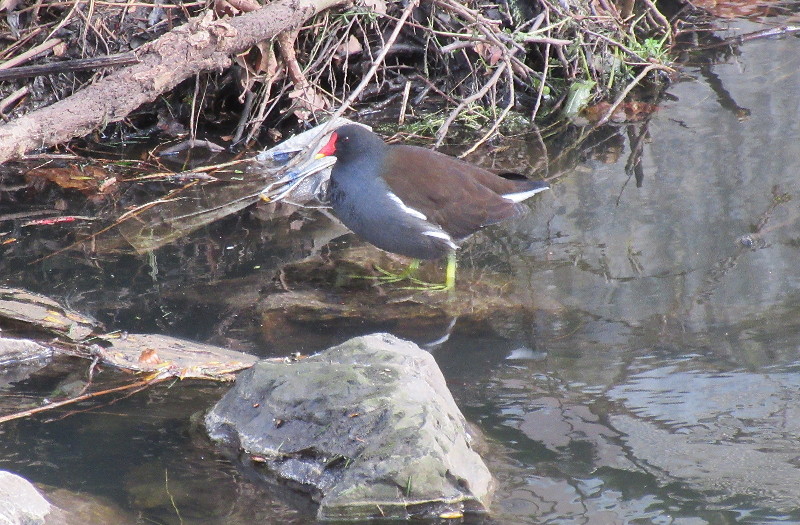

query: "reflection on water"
xmin=467 ymin=20 xmax=800 ymax=523
xmin=2 ymin=16 xmax=800 ymax=525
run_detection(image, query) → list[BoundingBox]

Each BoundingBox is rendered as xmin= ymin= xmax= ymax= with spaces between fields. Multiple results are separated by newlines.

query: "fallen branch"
xmin=0 ymin=0 xmax=346 ymax=164
xmin=0 ymin=376 xmax=166 ymax=424
xmin=0 ymin=86 xmax=29 ymax=114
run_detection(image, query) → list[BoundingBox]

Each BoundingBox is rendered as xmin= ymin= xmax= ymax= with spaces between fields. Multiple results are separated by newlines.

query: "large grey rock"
xmin=0 ymin=471 xmax=50 ymax=525
xmin=205 ymin=333 xmax=493 ymax=520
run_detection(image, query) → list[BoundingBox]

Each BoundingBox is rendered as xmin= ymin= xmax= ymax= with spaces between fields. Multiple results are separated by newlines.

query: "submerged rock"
xmin=0 ymin=471 xmax=51 ymax=525
xmin=205 ymin=333 xmax=493 ymax=520
xmin=0 ymin=337 xmax=53 ymax=389
xmin=0 ymin=337 xmax=52 ymax=365
xmin=0 ymin=471 xmax=138 ymax=525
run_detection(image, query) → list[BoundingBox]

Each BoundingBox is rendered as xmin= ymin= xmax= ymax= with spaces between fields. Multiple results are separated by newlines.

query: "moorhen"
xmin=316 ymin=124 xmax=549 ymax=289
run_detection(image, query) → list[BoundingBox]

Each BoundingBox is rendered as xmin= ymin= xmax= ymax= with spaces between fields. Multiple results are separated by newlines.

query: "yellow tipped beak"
xmin=314 ymin=152 xmax=326 ymax=160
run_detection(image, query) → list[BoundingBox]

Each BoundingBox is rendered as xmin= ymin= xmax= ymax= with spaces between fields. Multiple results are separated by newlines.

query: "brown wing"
xmin=381 ymin=145 xmax=520 ymax=240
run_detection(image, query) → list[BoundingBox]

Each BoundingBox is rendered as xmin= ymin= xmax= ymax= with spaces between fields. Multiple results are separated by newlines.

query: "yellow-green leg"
xmin=403 ymin=253 xmax=456 ymax=291
xmin=354 ymin=254 xmax=457 ymax=291
xmin=374 ymin=259 xmax=421 ymax=283
xmin=444 ymin=252 xmax=456 ymax=290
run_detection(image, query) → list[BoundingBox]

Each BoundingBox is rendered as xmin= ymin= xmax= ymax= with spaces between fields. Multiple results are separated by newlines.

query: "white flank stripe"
xmin=422 ymin=230 xmax=458 ymax=250
xmin=502 ymin=186 xmax=549 ymax=203
xmin=388 ymin=192 xmax=427 ymax=220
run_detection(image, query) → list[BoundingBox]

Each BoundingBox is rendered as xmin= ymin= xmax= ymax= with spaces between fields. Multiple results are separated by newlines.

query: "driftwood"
xmin=0 ymin=0 xmax=346 ymax=164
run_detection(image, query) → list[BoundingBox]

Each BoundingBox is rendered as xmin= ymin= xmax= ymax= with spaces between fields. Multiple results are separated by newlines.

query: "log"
xmin=0 ymin=0 xmax=346 ymax=164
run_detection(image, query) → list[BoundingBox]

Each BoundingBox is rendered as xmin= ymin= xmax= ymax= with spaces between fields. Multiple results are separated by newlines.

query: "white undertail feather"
xmin=422 ymin=230 xmax=459 ymax=250
xmin=502 ymin=185 xmax=550 ymax=203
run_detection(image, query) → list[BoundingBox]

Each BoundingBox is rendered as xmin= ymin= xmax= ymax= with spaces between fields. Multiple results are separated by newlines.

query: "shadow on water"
xmin=3 ymin=12 xmax=800 ymax=524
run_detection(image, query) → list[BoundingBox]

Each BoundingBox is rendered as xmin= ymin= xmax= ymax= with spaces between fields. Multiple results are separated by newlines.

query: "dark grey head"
xmin=317 ymin=124 xmax=387 ymax=164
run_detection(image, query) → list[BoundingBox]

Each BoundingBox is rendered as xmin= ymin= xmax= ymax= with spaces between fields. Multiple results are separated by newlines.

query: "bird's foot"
xmin=349 ymin=255 xmax=457 ymax=292
xmin=373 ymin=259 xmax=421 ymax=283
xmin=396 ymin=254 xmax=456 ymax=292
xmin=396 ymin=277 xmax=454 ymax=292
xmin=348 ymin=260 xmax=420 ymax=285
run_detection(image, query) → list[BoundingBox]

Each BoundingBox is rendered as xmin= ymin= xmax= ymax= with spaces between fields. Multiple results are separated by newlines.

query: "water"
xmin=2 ymin=15 xmax=800 ymax=525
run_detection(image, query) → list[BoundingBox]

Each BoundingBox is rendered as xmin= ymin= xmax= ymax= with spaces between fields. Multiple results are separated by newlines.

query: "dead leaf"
xmin=213 ymin=0 xmax=239 ymax=17
xmin=99 ymin=333 xmax=258 ymax=380
xmin=0 ymin=287 xmax=99 ymax=341
xmin=138 ymin=348 xmax=162 ymax=365
xmin=226 ymin=0 xmax=260 ymax=13
xmin=288 ymin=85 xmax=330 ymax=121
xmin=582 ymin=100 xmax=659 ymax=123
xmin=52 ymin=42 xmax=67 ymax=57
xmin=235 ymin=42 xmax=282 ymax=93
xmin=335 ymin=35 xmax=363 ymax=59
xmin=474 ymin=42 xmax=504 ymax=66
xmin=255 ymin=41 xmax=279 ymax=76
xmin=26 ymin=165 xmax=110 ymax=193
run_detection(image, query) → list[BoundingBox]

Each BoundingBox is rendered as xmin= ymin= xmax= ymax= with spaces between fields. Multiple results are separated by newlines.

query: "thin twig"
xmin=0 ymin=27 xmax=45 ymax=61
xmin=640 ymin=0 xmax=672 ymax=44
xmin=398 ymin=79 xmax=411 ymax=125
xmin=333 ymin=0 xmax=418 ymax=117
xmin=435 ymin=60 xmax=505 ymax=147
xmin=532 ymin=8 xmax=552 ymax=121
xmin=581 ymin=28 xmax=648 ymax=64
xmin=285 ymin=0 xmax=420 ymax=171
xmin=189 ymin=73 xmax=200 ymax=143
xmin=595 ymin=63 xmax=665 ymax=127
xmin=75 ymin=355 xmax=102 ymax=397
xmin=0 ymin=87 xmax=29 ymax=114
xmin=458 ymin=60 xmax=514 ymax=158
xmin=0 ymin=38 xmax=62 ymax=70
xmin=0 ymin=376 xmax=165 ymax=424
xmin=165 ymin=470 xmax=184 ymax=525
